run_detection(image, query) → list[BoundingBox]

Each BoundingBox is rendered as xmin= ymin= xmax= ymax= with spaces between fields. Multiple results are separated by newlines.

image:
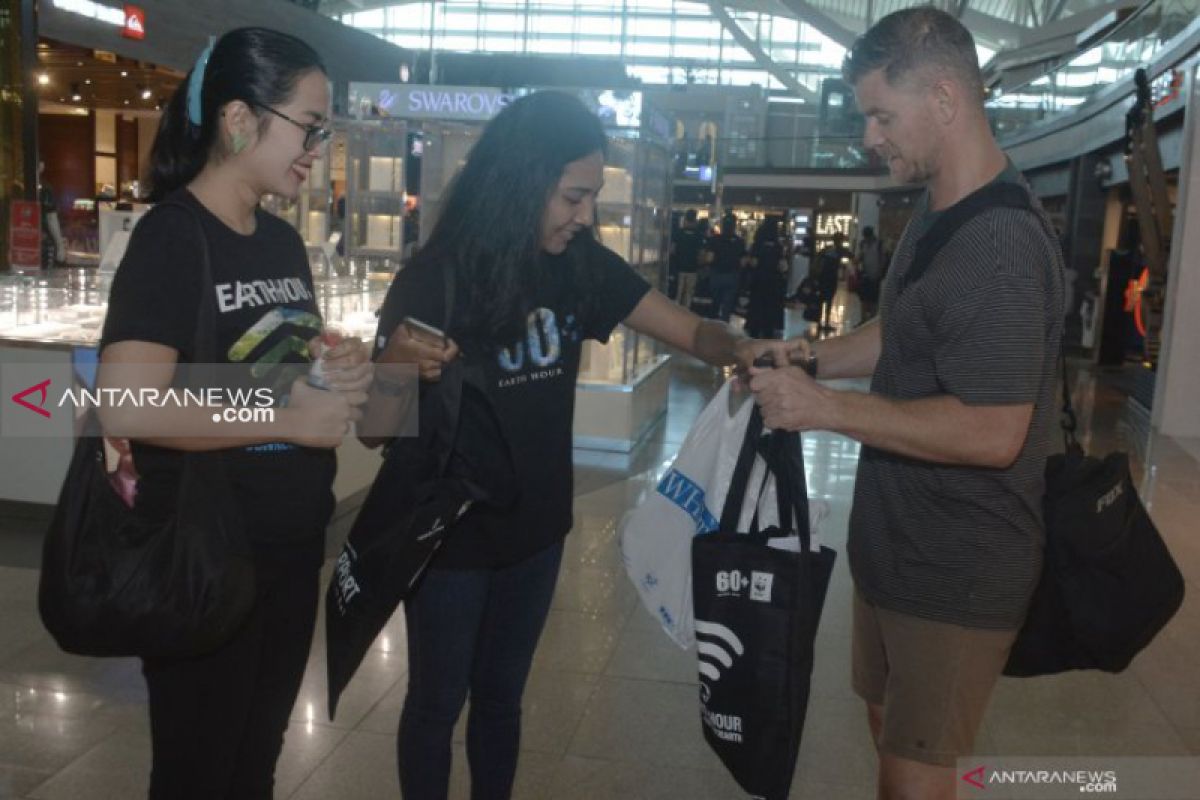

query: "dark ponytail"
xmin=147 ymin=27 xmax=326 ymax=201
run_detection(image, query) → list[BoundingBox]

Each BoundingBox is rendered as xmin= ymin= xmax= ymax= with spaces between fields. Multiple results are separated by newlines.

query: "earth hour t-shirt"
xmin=375 ymin=237 xmax=651 ymax=568
xmin=100 ymin=189 xmax=336 ymax=544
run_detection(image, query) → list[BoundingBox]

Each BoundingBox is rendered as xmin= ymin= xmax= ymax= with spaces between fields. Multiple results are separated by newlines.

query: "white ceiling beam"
xmin=772 ymin=0 xmax=859 ymax=48
xmin=1046 ymin=0 xmax=1071 ymax=21
xmin=706 ymin=1 xmax=818 ymax=101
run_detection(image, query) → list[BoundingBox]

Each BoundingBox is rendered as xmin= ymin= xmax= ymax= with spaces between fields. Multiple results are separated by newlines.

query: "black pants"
xmin=398 ymin=541 xmax=564 ymax=800
xmin=141 ymin=537 xmax=323 ymax=800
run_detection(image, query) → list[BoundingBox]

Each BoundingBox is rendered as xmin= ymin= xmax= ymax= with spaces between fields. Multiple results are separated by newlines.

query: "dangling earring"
xmin=231 ymin=132 xmax=247 ymax=155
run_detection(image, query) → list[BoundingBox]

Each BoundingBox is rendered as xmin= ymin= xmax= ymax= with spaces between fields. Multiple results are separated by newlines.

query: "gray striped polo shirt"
xmin=848 ymin=169 xmax=1065 ymax=630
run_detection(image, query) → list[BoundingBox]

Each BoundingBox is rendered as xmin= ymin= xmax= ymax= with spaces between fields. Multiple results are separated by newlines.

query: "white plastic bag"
xmin=619 ymin=379 xmax=828 ymax=648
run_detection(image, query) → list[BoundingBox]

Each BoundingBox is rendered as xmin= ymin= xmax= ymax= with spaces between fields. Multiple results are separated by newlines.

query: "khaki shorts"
xmin=851 ymin=590 xmax=1017 ymax=767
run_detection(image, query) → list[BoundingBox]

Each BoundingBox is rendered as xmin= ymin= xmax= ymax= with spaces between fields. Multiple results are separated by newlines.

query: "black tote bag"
xmin=691 ymin=406 xmax=836 ymax=800
xmin=38 ymin=203 xmax=255 ymax=659
xmin=325 ymin=266 xmax=518 ymax=719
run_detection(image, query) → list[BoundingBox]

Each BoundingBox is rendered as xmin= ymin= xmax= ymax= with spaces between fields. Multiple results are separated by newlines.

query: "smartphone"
xmin=402 ymin=316 xmax=446 ymax=345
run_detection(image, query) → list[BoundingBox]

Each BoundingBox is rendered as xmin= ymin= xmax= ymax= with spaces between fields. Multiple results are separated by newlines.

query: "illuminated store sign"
xmin=349 ymin=84 xmax=647 ymax=130
xmin=122 ymin=5 xmax=146 ymax=40
xmin=816 ymin=214 xmax=855 ymax=237
xmin=51 ymin=0 xmax=125 ymax=26
xmin=350 ymin=84 xmax=514 ymax=122
xmin=51 ymin=0 xmax=147 ymax=38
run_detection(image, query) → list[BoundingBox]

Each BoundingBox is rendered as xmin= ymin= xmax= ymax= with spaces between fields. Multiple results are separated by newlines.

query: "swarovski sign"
xmin=350 ymin=83 xmax=515 ymax=122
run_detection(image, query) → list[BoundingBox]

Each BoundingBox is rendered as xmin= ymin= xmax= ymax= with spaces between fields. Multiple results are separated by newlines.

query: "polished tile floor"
xmin=1 ymin=290 xmax=1198 ymax=799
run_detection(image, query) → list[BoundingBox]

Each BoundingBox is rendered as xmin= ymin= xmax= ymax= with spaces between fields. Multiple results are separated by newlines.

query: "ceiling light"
xmin=120 ymin=70 xmax=128 ymax=77
xmin=141 ymin=87 xmax=152 ymax=100
xmin=70 ymin=82 xmax=82 ymax=102
xmin=38 ymin=73 xmax=50 ymax=85
xmin=84 ymin=79 xmax=92 ymax=85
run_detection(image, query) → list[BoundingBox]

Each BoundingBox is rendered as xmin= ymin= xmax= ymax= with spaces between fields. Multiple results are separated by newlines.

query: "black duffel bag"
xmin=691 ymin=405 xmax=836 ymax=800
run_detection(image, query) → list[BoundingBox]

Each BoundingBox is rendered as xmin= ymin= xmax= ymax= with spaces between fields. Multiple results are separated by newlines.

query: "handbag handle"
xmin=718 ymin=405 xmax=814 ymax=553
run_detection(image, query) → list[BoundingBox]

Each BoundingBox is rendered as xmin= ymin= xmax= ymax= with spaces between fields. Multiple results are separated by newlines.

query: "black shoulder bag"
xmin=38 ymin=202 xmax=255 ymax=659
xmin=1003 ymin=364 xmax=1185 ymax=676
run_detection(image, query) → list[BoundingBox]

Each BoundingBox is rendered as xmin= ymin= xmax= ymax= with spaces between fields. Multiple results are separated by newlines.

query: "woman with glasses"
xmin=98 ymin=28 xmax=367 ymax=799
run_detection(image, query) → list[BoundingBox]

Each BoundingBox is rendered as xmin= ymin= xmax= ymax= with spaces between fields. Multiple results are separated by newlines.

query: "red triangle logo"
xmin=961 ymin=765 xmax=986 ymax=789
xmin=11 ymin=379 xmax=52 ymax=419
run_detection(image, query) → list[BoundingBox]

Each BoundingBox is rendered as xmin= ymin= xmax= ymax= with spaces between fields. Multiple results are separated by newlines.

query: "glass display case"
xmin=0 ymin=271 xmax=112 ymax=346
xmin=417 ymin=121 xmax=481 ymax=247
xmin=578 ymin=106 xmax=673 ymax=390
xmin=0 ymin=270 xmax=388 ymax=349
xmin=343 ymin=119 xmax=408 ymax=272
xmin=0 ymin=270 xmax=393 ymax=506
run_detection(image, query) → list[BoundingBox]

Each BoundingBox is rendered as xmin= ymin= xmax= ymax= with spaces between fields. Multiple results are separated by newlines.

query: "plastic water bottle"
xmin=307 ymin=329 xmax=344 ymax=389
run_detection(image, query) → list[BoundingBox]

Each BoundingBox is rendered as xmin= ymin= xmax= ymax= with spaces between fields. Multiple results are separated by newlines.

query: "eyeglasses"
xmin=248 ymin=101 xmax=332 ymax=151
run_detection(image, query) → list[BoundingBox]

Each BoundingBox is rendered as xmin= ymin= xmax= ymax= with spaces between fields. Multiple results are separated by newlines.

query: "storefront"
xmin=34 ymin=37 xmax=180 ymax=267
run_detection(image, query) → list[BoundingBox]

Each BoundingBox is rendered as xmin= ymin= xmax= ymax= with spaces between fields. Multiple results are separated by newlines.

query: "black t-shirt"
xmin=671 ymin=227 xmax=704 ymax=274
xmin=100 ymin=189 xmax=336 ymax=544
xmin=374 ymin=237 xmax=651 ymax=568
xmin=751 ymin=239 xmax=784 ymax=274
xmin=705 ymin=234 xmax=746 ymax=274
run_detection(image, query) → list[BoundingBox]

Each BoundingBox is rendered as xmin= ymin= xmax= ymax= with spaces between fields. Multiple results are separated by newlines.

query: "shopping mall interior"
xmin=1 ymin=0 xmax=1199 ymax=798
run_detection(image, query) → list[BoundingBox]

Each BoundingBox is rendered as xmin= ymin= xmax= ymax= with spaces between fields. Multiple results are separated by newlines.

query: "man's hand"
xmin=748 ymin=365 xmax=836 ymax=431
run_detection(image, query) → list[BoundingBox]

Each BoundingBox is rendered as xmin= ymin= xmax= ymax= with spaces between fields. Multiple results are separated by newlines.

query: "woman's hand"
xmin=286 ymin=377 xmax=365 ymax=448
xmin=313 ymin=334 xmax=374 ymax=397
xmin=379 ymin=323 xmax=460 ymax=382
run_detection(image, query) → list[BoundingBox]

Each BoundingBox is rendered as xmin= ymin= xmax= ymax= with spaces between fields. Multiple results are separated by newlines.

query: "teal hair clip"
xmin=186 ymin=35 xmax=216 ymax=128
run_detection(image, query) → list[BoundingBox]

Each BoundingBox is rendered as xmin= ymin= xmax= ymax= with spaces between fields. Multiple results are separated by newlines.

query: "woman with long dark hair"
xmin=98 ymin=28 xmax=370 ymax=798
xmin=744 ymin=215 xmax=788 ymax=338
xmin=365 ymin=91 xmax=777 ymax=799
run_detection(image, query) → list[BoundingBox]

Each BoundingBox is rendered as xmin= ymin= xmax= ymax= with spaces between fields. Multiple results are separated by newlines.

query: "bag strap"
xmin=769 ymin=429 xmax=814 ymax=554
xmin=156 ymin=199 xmax=220 ymax=364
xmin=719 ymin=404 xmax=764 ymax=533
xmin=900 ymin=181 xmax=1033 ymax=295
xmin=1058 ymin=351 xmax=1081 ymax=454
xmin=899 ymin=177 xmax=1078 ymax=453
xmin=89 ymin=200 xmax=219 ymax=449
xmin=442 ymin=260 xmax=457 ymax=337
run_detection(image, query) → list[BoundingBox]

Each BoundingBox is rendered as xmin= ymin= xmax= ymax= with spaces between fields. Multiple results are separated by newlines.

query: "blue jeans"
xmin=397 ymin=541 xmax=564 ymax=800
xmin=709 ymin=272 xmax=739 ymax=322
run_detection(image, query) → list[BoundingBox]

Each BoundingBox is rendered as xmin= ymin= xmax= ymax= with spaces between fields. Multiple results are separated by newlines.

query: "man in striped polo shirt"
xmin=750 ymin=8 xmax=1064 ymax=799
